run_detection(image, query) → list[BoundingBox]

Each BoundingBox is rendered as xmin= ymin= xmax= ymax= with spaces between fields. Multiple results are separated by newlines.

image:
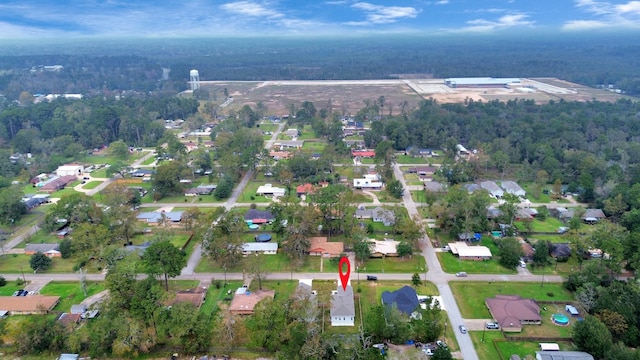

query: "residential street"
xmin=0 ymin=128 xmax=568 ymax=360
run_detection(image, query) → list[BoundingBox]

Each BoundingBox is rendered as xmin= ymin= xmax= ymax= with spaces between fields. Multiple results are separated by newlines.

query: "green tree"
xmin=432 ymin=347 xmax=454 ymax=360
xmin=353 ymin=237 xmax=372 ymax=266
xmin=29 ymin=252 xmax=52 ymax=272
xmin=213 ymin=174 xmax=234 ymax=200
xmin=0 ymin=186 xmax=27 ymax=225
xmin=109 ymin=140 xmax=130 ymax=160
xmin=412 ymin=273 xmax=422 ymax=287
xmin=532 ymin=240 xmax=551 ymax=267
xmin=498 ymin=237 xmax=523 ymax=270
xmin=573 ymin=316 xmax=613 ymax=359
xmin=398 ymin=242 xmax=413 ymax=258
xmin=387 ymin=179 xmax=404 ymax=198
xmin=141 ymin=240 xmax=186 ymax=291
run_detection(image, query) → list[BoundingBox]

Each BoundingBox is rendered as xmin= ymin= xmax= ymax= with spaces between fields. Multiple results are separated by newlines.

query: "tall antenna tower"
xmin=189 ymin=69 xmax=200 ymax=91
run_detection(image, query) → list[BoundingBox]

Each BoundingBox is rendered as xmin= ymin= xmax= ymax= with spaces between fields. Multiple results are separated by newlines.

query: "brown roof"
xmin=229 ymin=290 xmax=275 ymax=315
xmin=57 ymin=312 xmax=81 ymax=326
xmin=485 ymin=295 xmax=541 ymax=330
xmin=309 ymin=237 xmax=344 ymax=257
xmin=521 ymin=242 xmax=535 ymax=257
xmin=296 ymin=183 xmax=314 ymax=194
xmin=173 ymin=287 xmax=207 ymax=308
xmin=0 ymin=295 xmax=60 ymax=312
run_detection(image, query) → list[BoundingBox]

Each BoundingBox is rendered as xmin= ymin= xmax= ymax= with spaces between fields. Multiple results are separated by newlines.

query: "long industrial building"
xmin=444 ymin=77 xmax=521 ymax=88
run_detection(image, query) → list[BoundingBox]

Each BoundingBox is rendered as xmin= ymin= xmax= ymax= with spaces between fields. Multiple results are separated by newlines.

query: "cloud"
xmin=446 ymin=13 xmax=535 ymax=32
xmin=324 ymin=0 xmax=348 ymax=4
xmin=435 ymin=0 xmax=449 ymax=4
xmin=350 ymin=2 xmax=420 ymax=24
xmin=564 ymin=0 xmax=640 ymax=29
xmin=220 ymin=1 xmax=283 ymax=18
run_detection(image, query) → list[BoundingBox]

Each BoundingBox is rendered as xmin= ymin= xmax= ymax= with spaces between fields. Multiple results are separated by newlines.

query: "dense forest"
xmin=1 ymin=33 xmax=640 ymax=99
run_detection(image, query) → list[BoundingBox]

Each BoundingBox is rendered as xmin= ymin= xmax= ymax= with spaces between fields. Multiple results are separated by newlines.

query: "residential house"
xmin=480 ymin=181 xmax=504 ymax=198
xmin=56 ymin=164 xmax=83 ymax=177
xmin=0 ymin=295 xmax=60 ymax=314
xmin=500 ymin=181 xmax=526 ymax=197
xmin=353 ymin=174 xmax=383 ymax=190
xmin=354 ymin=206 xmax=395 ymax=226
xmin=405 ymin=146 xmax=433 ymax=157
xmin=241 ymin=242 xmax=278 ymax=255
xmin=270 ymin=150 xmax=292 ymax=160
xmin=296 ymin=183 xmax=315 ymax=197
xmin=485 ymin=295 xmax=542 ymax=332
xmin=25 ymin=243 xmax=61 ymax=257
xmin=244 ymin=209 xmax=275 ymax=224
xmin=131 ymin=169 xmax=154 ymax=178
xmin=448 ymin=242 xmax=492 ymax=260
xmin=136 ymin=211 xmax=184 ymax=226
xmin=351 ymin=150 xmax=375 ymax=158
xmin=70 ymin=304 xmax=87 ymax=315
xmin=284 ymin=128 xmax=300 ymax=137
xmin=464 ymin=184 xmax=481 ymax=193
xmin=550 ymin=243 xmax=572 ymax=261
xmin=256 ymin=184 xmax=286 ymax=197
xmin=57 ymin=312 xmax=82 ymax=327
xmin=369 ymin=239 xmax=400 ymax=257
xmin=423 ymin=181 xmax=446 ymax=193
xmin=583 ymin=209 xmax=606 ymax=224
xmin=41 ymin=175 xmax=77 ymax=192
xmin=56 ymin=228 xmax=71 ymax=240
xmin=184 ymin=184 xmax=217 ymax=196
xmin=274 ymin=140 xmax=304 ymax=149
xmin=535 ymin=352 xmax=593 ymax=360
xmin=382 ymin=286 xmax=420 ymax=316
xmin=308 ymin=237 xmax=344 ymax=257
xmin=173 ymin=287 xmax=207 ymax=308
xmin=407 ymin=166 xmax=436 ymax=179
xmin=331 ymin=285 xmax=355 ymax=326
xmin=229 ymin=288 xmax=275 ymax=315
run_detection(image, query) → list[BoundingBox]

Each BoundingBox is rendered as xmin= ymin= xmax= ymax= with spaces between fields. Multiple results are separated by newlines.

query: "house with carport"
xmin=448 ymin=241 xmax=492 ymax=260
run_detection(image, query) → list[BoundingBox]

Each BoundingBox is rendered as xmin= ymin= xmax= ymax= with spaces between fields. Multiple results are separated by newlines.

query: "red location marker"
xmin=338 ymin=256 xmax=351 ymax=291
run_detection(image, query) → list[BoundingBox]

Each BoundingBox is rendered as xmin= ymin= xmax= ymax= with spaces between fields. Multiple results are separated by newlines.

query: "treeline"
xmin=1 ymin=34 xmax=640 ymax=98
xmin=0 ymin=96 xmax=198 ymax=177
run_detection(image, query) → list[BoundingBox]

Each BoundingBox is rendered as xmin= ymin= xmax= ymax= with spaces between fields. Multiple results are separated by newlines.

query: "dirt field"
xmin=198 ymin=78 xmax=631 ymax=116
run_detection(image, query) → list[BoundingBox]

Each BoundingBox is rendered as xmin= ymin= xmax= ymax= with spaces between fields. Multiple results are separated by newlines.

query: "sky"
xmin=0 ymin=0 xmax=639 ymax=38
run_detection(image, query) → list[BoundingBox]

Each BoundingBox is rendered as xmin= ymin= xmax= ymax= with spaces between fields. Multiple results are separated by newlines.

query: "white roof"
xmin=57 ymin=164 xmax=83 ymax=170
xmin=256 ymin=184 xmax=286 ymax=196
xmin=242 ymin=242 xmax=278 ymax=252
xmin=448 ymin=241 xmax=492 ymax=258
xmin=369 ymin=239 xmax=399 ymax=255
xmin=539 ymin=343 xmax=560 ymax=351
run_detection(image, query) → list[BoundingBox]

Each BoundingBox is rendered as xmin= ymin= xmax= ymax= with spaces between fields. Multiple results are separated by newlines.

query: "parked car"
xmin=436 ymin=340 xmax=448 ymax=349
xmin=455 ymin=272 xmax=467 ymax=277
xmin=442 ymin=245 xmax=450 ymax=251
xmin=459 ymin=325 xmax=467 ymax=334
xmin=486 ymin=322 xmax=500 ymax=329
xmin=422 ymin=348 xmax=434 ymax=356
xmin=519 ymin=260 xmax=527 ymax=268
xmin=366 ymin=275 xmax=378 ymax=281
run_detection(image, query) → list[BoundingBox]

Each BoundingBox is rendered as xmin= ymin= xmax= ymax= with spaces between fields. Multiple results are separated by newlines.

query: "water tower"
xmin=189 ymin=69 xmax=200 ymax=91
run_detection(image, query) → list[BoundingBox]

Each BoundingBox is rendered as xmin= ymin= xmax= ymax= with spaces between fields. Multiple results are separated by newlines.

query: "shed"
xmin=565 ymin=305 xmax=579 ymax=316
xmin=540 ymin=343 xmax=560 ymax=351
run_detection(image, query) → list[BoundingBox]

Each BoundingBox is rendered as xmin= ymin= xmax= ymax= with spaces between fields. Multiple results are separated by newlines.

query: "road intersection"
xmin=0 ymin=124 xmax=568 ymax=359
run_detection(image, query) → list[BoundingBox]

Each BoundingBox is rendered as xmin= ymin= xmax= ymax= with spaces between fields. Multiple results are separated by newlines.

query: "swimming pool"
xmin=552 ymin=313 xmax=570 ymax=326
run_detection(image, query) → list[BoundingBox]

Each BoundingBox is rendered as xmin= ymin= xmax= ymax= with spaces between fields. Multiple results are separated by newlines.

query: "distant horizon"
xmin=1 ymin=1 xmax=640 ymax=39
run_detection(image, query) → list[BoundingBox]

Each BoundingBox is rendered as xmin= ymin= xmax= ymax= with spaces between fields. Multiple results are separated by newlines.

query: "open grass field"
xmin=515 ymin=217 xmax=564 ymax=232
xmin=450 ymin=281 xmax=573 ymax=319
xmin=395 ymin=155 xmax=429 ymax=164
xmin=81 ymin=180 xmax=102 ymax=189
xmin=0 ymin=254 xmax=76 ymax=273
xmin=39 ymin=281 xmax=106 ymax=312
xmin=360 ymin=256 xmax=427 ymax=274
xmin=438 ymin=252 xmax=516 ymax=275
xmin=470 ymin=331 xmax=504 ymax=360
xmin=301 ymin=141 xmax=327 ymax=153
xmin=0 ymin=282 xmax=26 ymax=296
xmin=527 ymin=233 xmax=568 ymax=243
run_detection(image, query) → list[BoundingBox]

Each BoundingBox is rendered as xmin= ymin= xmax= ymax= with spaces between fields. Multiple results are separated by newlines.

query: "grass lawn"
xmin=470 ymin=331 xmax=504 ymax=360
xmin=141 ymin=156 xmax=156 ymax=165
xmin=527 ymin=234 xmax=568 ymax=243
xmin=81 ymin=181 xmax=102 ymax=190
xmin=238 ymin=182 xmax=274 ymax=203
xmin=515 ymin=217 xmax=564 ymax=232
xmin=360 ymin=256 xmax=427 ymax=274
xmin=302 ymin=141 xmax=327 ymax=153
xmin=0 ymin=282 xmax=27 ymax=296
xmin=0 ymin=254 xmax=76 ymax=273
xmin=396 ymin=155 xmax=429 ymax=164
xmin=88 ymin=168 xmax=108 ymax=178
xmin=351 ymin=192 xmax=374 ymax=203
xmin=39 ymin=281 xmax=106 ymax=312
xmin=527 ymin=256 xmax=589 ymax=277
xmin=50 ymin=181 xmax=81 ymax=197
xmin=438 ymin=252 xmax=516 ymax=275
xmin=165 ymin=279 xmax=200 ymax=291
xmin=200 ymin=280 xmax=244 ymax=317
xmin=450 ymin=282 xmax=574 ymax=319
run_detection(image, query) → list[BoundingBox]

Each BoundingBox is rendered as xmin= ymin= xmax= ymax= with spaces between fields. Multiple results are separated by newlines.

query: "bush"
xmin=15 ymin=278 xmax=25 ymax=286
xmin=547 ymin=292 xmax=554 ymax=297
xmin=0 ymin=275 xmax=6 ymax=287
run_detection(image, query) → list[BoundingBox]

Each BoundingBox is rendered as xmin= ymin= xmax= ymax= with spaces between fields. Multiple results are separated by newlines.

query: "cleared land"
xmin=199 ymin=78 xmax=630 ymax=116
